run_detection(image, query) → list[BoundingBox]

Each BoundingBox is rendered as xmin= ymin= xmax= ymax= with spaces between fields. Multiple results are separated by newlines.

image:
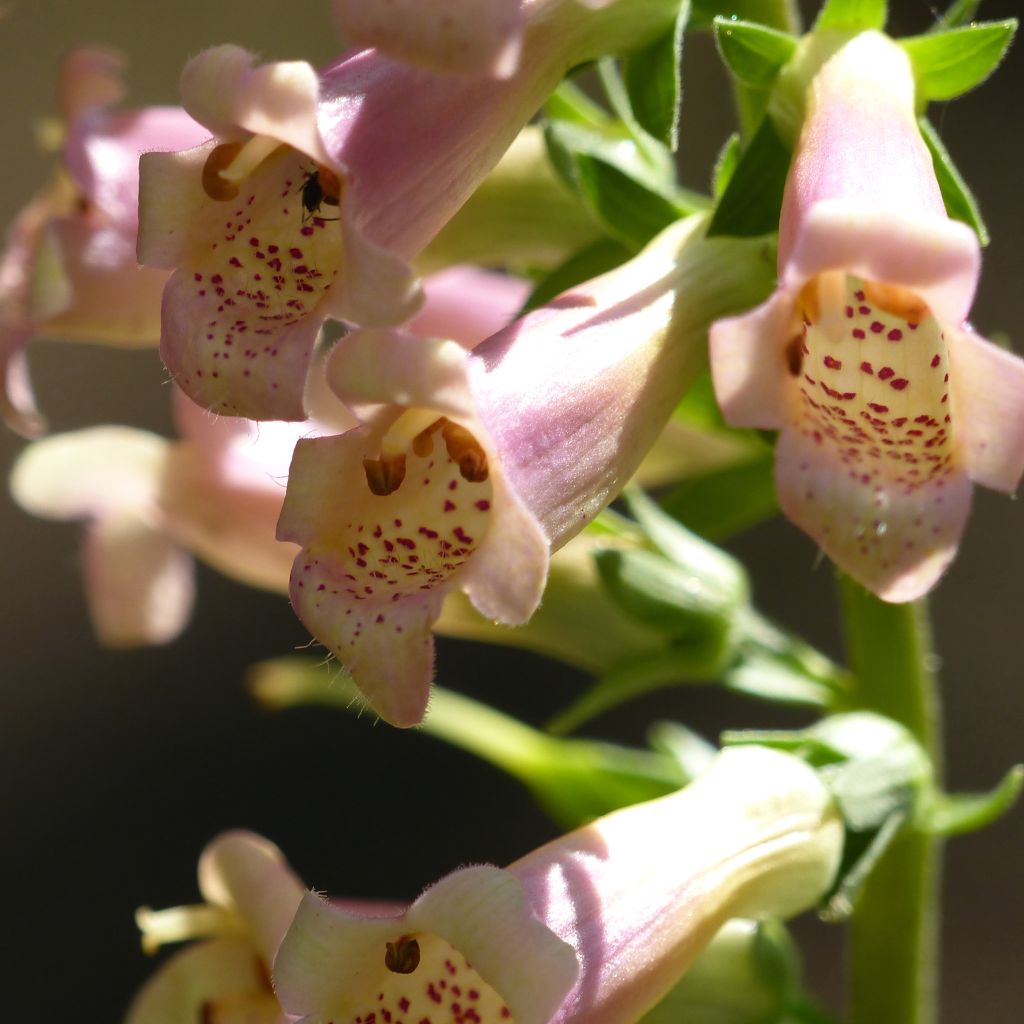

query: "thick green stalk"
xmin=838 ymin=573 xmax=942 ymax=1024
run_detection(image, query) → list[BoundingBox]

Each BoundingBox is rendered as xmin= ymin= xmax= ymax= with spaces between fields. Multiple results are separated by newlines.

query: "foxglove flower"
xmin=126 ymin=831 xmax=304 ymax=1024
xmin=275 ymin=746 xmax=842 ymax=1024
xmin=277 ymin=216 xmax=775 ymax=726
xmin=0 ymin=47 xmax=206 ymax=435
xmin=10 ymin=267 xmax=527 ymax=645
xmin=137 ymin=0 xmax=682 ymax=421
xmin=710 ymin=31 xmax=1024 ymax=601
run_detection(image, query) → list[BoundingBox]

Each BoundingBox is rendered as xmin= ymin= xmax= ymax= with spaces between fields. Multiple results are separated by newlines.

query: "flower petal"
xmin=509 ymin=747 xmax=842 ymax=1024
xmin=407 ymin=266 xmax=530 ymax=350
xmin=275 ymin=866 xmax=577 ymax=1024
xmin=333 ymin=0 xmax=525 ymax=78
xmin=406 ymin=866 xmax=579 ymax=1024
xmin=125 ymin=937 xmax=281 ymax=1024
xmin=946 ymin=327 xmax=1024 ymax=493
xmin=64 ymin=105 xmax=209 ymax=233
xmin=10 ymin=425 xmax=167 ymax=518
xmin=198 ymin=831 xmax=305 ymax=965
xmin=82 ymin=511 xmax=195 ymax=646
xmin=59 ymin=46 xmax=126 ymax=122
xmin=783 ymin=200 xmax=980 ymax=327
xmin=180 ymin=46 xmax=331 ymax=165
xmin=709 ymin=289 xmax=795 ymax=429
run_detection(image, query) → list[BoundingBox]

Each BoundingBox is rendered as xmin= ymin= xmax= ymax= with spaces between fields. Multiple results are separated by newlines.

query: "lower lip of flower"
xmin=784 ymin=269 xmax=956 ymax=568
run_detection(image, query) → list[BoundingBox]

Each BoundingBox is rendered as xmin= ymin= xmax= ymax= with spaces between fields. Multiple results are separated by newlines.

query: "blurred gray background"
xmin=0 ymin=1 xmax=1020 ymax=1020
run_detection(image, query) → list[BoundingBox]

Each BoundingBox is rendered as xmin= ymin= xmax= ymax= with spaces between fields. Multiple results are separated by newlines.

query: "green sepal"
xmin=691 ymin=0 xmax=802 ymax=33
xmin=919 ymin=116 xmax=989 ymax=246
xmin=520 ymin=238 xmax=632 ymax=314
xmin=713 ymin=132 xmax=742 ymax=198
xmin=622 ymin=2 xmax=689 ymax=150
xmin=929 ymin=0 xmax=981 ymax=32
xmin=625 ymin=488 xmax=750 ymax=602
xmin=595 ymin=547 xmax=743 ymax=647
xmin=543 ymin=120 xmax=704 ymax=250
xmin=902 ymin=20 xmax=1016 ymax=102
xmin=713 ymin=17 xmax=797 ymax=88
xmin=640 ymin=919 xmax=820 ymax=1024
xmin=708 ymin=113 xmax=791 ymax=238
xmin=248 ymin=657 xmax=685 ymax=830
xmin=920 ymin=764 xmax=1023 ymax=837
xmin=813 ymin=0 xmax=887 ymax=31
xmin=661 ymin=451 xmax=778 ymax=541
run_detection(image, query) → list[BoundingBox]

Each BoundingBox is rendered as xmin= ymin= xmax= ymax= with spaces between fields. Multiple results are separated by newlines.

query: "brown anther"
xmin=862 ymin=281 xmax=930 ymax=323
xmin=442 ymin=421 xmax=489 ymax=483
xmin=201 ymin=142 xmax=244 ymax=201
xmin=384 ymin=935 xmax=421 ymax=975
xmin=785 ymin=332 xmax=805 ymax=377
xmin=363 ymin=453 xmax=407 ymax=496
xmin=412 ymin=417 xmax=447 ymax=458
xmin=796 ymin=279 xmax=820 ymax=326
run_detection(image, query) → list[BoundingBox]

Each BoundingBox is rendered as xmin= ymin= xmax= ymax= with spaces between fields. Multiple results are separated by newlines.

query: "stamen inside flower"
xmin=354 ymin=932 xmax=514 ymax=1024
xmin=293 ymin=414 xmax=495 ymax=679
xmin=218 ymin=134 xmax=284 ymax=184
xmin=364 ymin=411 xmax=490 ymax=496
xmin=781 ymin=270 xmax=963 ymax=586
xmin=135 ymin=903 xmax=240 ymax=954
xmin=385 ymin=935 xmax=421 ymax=974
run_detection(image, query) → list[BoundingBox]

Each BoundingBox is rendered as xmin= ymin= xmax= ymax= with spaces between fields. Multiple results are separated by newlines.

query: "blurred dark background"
xmin=0 ymin=1 xmax=1020 ymax=1020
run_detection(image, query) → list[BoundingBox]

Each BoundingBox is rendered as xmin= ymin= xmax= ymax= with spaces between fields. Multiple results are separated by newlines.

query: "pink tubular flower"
xmin=137 ymin=0 xmax=682 ymax=422
xmin=710 ymin=31 xmax=1024 ymax=602
xmin=275 ymin=746 xmax=842 ymax=1024
xmin=10 ymin=267 xmax=528 ymax=646
xmin=127 ymin=831 xmax=305 ymax=1024
xmin=276 ymin=216 xmax=775 ymax=726
xmin=332 ymin=0 xmax=527 ymax=78
xmin=0 ymin=47 xmax=207 ymax=436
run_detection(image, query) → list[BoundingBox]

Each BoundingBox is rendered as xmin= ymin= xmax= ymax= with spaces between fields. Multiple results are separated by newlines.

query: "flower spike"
xmin=710 ymin=31 xmax=1024 ymax=601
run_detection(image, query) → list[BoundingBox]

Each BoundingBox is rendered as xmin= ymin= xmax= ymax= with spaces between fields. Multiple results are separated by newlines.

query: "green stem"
xmin=837 ymin=573 xmax=942 ymax=1024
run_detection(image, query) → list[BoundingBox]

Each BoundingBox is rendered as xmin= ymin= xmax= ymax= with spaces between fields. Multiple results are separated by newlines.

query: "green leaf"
xmin=660 ymin=452 xmax=779 ymax=541
xmin=544 ymin=80 xmax=610 ymax=129
xmin=724 ymin=652 xmax=838 ymax=708
xmin=903 ymin=20 xmax=1016 ymax=101
xmin=708 ymin=113 xmax=791 ymax=238
xmin=919 ymin=116 xmax=989 ymax=245
xmin=623 ymin=2 xmax=689 ymax=149
xmin=713 ymin=17 xmax=797 ymax=88
xmin=520 ymin=238 xmax=632 ymax=314
xmin=543 ymin=120 xmax=703 ymax=250
xmin=813 ymin=0 xmax=887 ymax=31
xmin=930 ymin=0 xmax=982 ymax=33
xmin=922 ymin=764 xmax=1024 ymax=837
xmin=713 ymin=132 xmax=742 ymax=198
